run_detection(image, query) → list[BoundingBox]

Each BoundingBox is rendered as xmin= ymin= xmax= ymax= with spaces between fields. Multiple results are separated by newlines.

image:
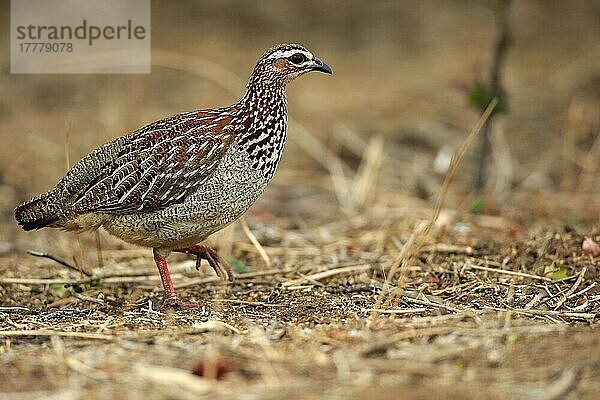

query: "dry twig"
xmin=26 ymin=250 xmax=92 ymax=276
xmin=240 ymin=217 xmax=271 ymax=267
xmin=371 ymin=99 xmax=498 ymax=319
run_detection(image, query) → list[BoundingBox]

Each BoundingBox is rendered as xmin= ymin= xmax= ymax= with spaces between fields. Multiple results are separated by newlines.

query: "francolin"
xmin=14 ymin=44 xmax=332 ymax=306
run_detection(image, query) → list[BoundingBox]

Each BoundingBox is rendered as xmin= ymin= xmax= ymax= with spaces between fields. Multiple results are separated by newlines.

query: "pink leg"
xmin=152 ymin=248 xmax=200 ymax=307
xmin=174 ymin=244 xmax=235 ymax=282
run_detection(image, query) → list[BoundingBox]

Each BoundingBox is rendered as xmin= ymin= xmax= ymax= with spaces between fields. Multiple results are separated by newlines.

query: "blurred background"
xmin=0 ymin=0 xmax=598 ymax=253
xmin=1 ymin=3 xmax=598 ymax=395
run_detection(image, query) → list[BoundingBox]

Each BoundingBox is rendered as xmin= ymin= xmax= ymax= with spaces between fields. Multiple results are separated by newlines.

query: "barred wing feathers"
xmin=70 ymin=111 xmax=236 ymax=214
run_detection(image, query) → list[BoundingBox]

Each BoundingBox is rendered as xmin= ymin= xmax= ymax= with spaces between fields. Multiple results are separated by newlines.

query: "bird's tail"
xmin=14 ymin=190 xmax=62 ymax=231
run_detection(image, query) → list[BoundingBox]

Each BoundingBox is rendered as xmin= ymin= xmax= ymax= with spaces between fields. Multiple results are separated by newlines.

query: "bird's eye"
xmin=289 ymin=53 xmax=307 ymax=65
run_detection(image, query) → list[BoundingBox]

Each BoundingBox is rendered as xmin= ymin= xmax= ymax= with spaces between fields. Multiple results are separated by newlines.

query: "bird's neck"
xmin=235 ymin=82 xmax=288 ymax=180
xmin=240 ymin=79 xmax=286 ymax=108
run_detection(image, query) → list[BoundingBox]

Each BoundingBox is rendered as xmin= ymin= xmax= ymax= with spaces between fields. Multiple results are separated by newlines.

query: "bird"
xmin=14 ymin=43 xmax=332 ymax=307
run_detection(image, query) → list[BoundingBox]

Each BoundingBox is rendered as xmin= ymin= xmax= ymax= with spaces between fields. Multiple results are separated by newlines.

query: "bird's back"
xmin=14 ymin=109 xmax=237 ymax=231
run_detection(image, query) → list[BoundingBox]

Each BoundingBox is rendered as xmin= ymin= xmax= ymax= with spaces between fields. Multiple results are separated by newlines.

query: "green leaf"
xmin=507 ymin=333 xmax=519 ymax=344
xmin=470 ymin=195 xmax=484 ymax=214
xmin=545 ymin=265 xmax=569 ymax=280
xmin=468 ymin=83 xmax=488 ymax=110
xmin=228 ymin=259 xmax=249 ymax=273
xmin=468 ymin=82 xmax=506 ymax=114
xmin=48 ymin=283 xmax=70 ymax=298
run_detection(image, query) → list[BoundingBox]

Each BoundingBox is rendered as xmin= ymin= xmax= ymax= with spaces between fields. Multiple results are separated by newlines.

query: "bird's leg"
xmin=173 ymin=244 xmax=235 ymax=282
xmin=153 ymin=248 xmax=176 ymax=299
xmin=152 ymin=248 xmax=201 ymax=307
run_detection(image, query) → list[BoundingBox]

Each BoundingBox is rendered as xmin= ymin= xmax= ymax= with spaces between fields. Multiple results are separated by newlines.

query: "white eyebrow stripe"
xmin=267 ymin=49 xmax=313 ymax=60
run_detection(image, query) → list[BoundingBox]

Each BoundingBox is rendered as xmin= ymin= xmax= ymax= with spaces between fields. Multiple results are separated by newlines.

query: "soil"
xmin=1 ymin=1 xmax=599 ymax=399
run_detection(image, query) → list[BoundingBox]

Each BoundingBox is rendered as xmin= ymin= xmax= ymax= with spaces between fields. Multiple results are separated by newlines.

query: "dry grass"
xmin=1 ymin=181 xmax=599 ymax=398
xmin=1 ymin=2 xmax=600 ymax=399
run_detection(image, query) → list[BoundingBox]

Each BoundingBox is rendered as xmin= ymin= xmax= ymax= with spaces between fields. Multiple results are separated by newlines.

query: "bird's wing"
xmin=69 ymin=110 xmax=236 ymax=214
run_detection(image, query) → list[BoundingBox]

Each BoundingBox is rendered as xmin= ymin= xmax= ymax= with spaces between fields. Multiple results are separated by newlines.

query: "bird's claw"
xmin=175 ymin=244 xmax=235 ymax=283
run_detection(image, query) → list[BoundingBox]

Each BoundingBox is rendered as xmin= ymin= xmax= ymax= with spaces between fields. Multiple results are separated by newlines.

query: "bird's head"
xmin=249 ymin=43 xmax=332 ymax=88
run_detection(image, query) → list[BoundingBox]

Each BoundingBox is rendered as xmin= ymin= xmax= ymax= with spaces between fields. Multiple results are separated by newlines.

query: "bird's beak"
xmin=310 ymin=57 xmax=332 ymax=74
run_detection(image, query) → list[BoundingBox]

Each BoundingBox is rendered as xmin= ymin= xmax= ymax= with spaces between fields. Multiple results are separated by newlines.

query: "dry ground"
xmin=1 ymin=190 xmax=598 ymax=399
xmin=1 ymin=1 xmax=599 ymax=399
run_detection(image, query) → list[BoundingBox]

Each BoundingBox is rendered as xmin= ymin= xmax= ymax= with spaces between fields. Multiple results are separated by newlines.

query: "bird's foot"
xmin=174 ymin=244 xmax=235 ymax=282
xmin=153 ymin=248 xmax=211 ymax=309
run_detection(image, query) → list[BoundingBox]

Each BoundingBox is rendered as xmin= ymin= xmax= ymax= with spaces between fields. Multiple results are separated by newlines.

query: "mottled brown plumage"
xmin=14 ymin=44 xmax=331 ymax=306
